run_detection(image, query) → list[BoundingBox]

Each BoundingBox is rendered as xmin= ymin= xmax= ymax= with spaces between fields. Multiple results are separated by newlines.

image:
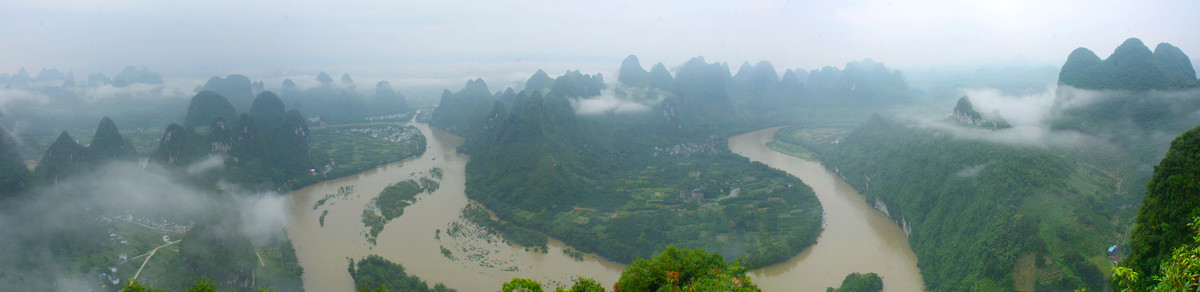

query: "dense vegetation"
xmin=151 ymin=91 xmax=315 ymax=189
xmin=1050 ymin=40 xmax=1200 ymax=204
xmin=32 ymin=117 xmax=137 ymax=186
xmin=433 ymin=56 xmax=825 ymax=267
xmin=308 ymin=124 xmax=426 ymax=182
xmin=0 ymin=126 xmax=30 ymax=198
xmin=949 ymin=96 xmax=1010 ymax=129
xmin=348 ymin=255 xmax=454 ymax=292
xmin=362 ymin=170 xmax=441 ymax=244
xmin=1057 ymin=38 xmax=1198 ymax=91
xmin=0 ymin=89 xmax=316 ymax=290
xmin=826 ymin=273 xmax=883 ymax=292
xmin=783 ymin=115 xmax=1122 ymax=291
xmin=501 ymin=246 xmax=759 ymax=292
xmin=144 ymin=194 xmax=304 ymax=291
xmin=1117 ymin=124 xmax=1200 ymax=290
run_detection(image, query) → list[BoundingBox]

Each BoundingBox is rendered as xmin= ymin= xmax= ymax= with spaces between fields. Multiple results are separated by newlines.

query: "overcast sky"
xmin=1 ymin=0 xmax=1197 ymax=94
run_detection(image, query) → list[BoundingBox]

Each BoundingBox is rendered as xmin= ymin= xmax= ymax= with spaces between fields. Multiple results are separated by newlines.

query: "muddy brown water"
xmin=731 ymin=127 xmax=924 ymax=291
xmin=288 ymin=125 xmax=923 ymax=291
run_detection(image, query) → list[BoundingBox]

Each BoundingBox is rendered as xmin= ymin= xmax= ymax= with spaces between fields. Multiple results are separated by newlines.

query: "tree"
xmin=613 ymin=246 xmax=759 ymax=292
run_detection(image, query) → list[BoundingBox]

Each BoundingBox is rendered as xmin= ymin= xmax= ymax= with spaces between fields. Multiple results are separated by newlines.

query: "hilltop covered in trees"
xmin=785 ymin=115 xmax=1118 ymax=291
xmin=431 ymin=56 xmax=834 ymax=267
xmin=151 ymin=91 xmax=313 ymax=188
xmin=1058 ymin=38 xmax=1198 ymax=91
xmin=1117 ymin=124 xmax=1200 ymax=290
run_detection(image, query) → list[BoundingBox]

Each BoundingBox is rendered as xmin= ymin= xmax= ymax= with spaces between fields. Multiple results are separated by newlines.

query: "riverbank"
xmin=730 ymin=127 xmax=924 ymax=291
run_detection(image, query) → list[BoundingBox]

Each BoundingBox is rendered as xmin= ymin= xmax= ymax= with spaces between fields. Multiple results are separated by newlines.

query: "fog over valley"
xmin=1 ymin=1 xmax=1199 ymax=292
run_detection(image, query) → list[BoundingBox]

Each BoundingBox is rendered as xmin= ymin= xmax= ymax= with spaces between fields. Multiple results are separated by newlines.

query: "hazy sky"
xmin=2 ymin=0 xmax=1197 ymax=93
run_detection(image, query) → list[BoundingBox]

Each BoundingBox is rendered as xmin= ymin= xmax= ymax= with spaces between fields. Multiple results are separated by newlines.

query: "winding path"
xmin=132 ymin=240 xmax=181 ymax=280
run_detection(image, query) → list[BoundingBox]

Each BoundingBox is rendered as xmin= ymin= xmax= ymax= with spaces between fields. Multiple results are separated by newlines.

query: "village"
xmin=93 ymin=212 xmax=192 ymax=290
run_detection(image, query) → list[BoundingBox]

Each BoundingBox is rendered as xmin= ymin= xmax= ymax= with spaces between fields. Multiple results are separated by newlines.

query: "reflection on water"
xmin=288 ymin=125 xmax=922 ymax=291
xmin=731 ymin=127 xmax=924 ymax=291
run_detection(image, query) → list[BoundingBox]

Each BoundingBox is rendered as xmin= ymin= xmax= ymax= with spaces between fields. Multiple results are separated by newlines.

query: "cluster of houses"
xmin=363 ymin=112 xmax=412 ymax=122
xmin=652 ymin=142 xmax=719 ymax=157
xmin=93 ymin=212 xmax=193 ymax=288
xmin=336 ymin=126 xmax=422 ymax=144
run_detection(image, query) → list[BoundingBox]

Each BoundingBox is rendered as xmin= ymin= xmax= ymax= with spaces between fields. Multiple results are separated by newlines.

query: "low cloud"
xmin=918 ymin=85 xmax=1118 ymax=150
xmin=570 ymin=86 xmax=666 ymax=115
xmin=960 ymin=86 xmax=1055 ymax=126
xmin=185 ymin=154 xmax=226 ymax=175
xmin=83 ymin=78 xmax=204 ymax=102
xmin=0 ymin=161 xmax=292 ymax=289
xmin=0 ymin=87 xmax=52 ymax=113
xmin=954 ymin=163 xmax=989 ymax=177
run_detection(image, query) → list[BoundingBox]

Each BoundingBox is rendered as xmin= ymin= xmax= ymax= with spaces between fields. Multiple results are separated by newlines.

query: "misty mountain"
xmin=618 ymin=55 xmax=675 ymax=91
xmin=1051 ymin=39 xmax=1200 ymax=197
xmin=250 ymin=92 xmax=287 ymax=134
xmin=373 ymin=81 xmax=410 ymax=115
xmin=0 ymin=127 xmax=30 ymax=198
xmin=315 ymin=71 xmax=334 ymax=84
xmin=34 ymin=68 xmax=70 ymax=83
xmin=647 ymin=62 xmax=675 ymax=90
xmin=617 ymin=55 xmax=650 ymax=87
xmin=806 ymin=58 xmax=910 ymax=106
xmin=32 ymin=117 xmax=137 ymax=186
xmin=6 ymin=68 xmax=33 ymax=85
xmin=0 ymin=66 xmax=159 ymax=88
xmin=780 ymin=68 xmax=805 ymax=93
xmin=183 ymin=90 xmax=239 ymax=127
xmin=436 ymin=61 xmax=823 ymax=267
xmin=110 ymin=66 xmax=163 ymax=87
xmin=153 ymin=91 xmax=312 ymax=188
xmin=949 ymin=96 xmax=1011 ymax=129
xmin=82 ymin=117 xmax=137 ymax=164
xmin=804 ymin=115 xmax=1113 ymax=291
xmin=87 ymin=72 xmax=111 ymax=86
xmin=549 ymin=70 xmax=605 ymax=98
xmin=201 ymin=74 xmax=255 ymax=111
xmin=524 ymin=69 xmax=555 ymax=94
xmin=33 ymin=131 xmax=85 ymax=185
xmin=429 ymin=78 xmax=495 ymax=137
xmin=1058 ymin=38 xmax=1198 ymax=91
xmin=659 ymin=56 xmax=742 ymax=133
xmin=271 ymin=72 xmax=415 ymax=125
xmin=340 ymin=73 xmax=355 ymax=92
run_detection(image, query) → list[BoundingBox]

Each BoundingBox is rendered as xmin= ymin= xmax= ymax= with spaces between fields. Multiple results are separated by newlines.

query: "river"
xmin=288 ymin=124 xmax=923 ymax=291
xmin=731 ymin=127 xmax=924 ymax=291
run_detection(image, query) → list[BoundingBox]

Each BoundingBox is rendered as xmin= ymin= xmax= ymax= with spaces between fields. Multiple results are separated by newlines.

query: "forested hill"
xmin=950 ymin=96 xmax=1011 ymax=129
xmin=431 ymin=56 xmax=826 ymax=268
xmin=33 ymin=117 xmax=137 ymax=186
xmin=275 ymin=72 xmax=412 ymax=124
xmin=789 ymin=115 xmax=1121 ymax=291
xmin=0 ymin=126 xmax=29 ymax=198
xmin=151 ymin=91 xmax=313 ymax=188
xmin=1058 ymin=38 xmax=1198 ymax=91
xmin=1051 ymin=38 xmax=1200 ymax=202
xmin=1118 ymin=124 xmax=1200 ymax=289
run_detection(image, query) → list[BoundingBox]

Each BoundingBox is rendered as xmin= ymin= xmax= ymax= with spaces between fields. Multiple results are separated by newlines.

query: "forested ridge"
xmin=430 ymin=55 xmax=849 ymax=268
xmin=1116 ymin=124 xmax=1200 ymax=290
xmin=757 ymin=38 xmax=1200 ymax=291
xmin=783 ymin=116 xmax=1120 ymax=290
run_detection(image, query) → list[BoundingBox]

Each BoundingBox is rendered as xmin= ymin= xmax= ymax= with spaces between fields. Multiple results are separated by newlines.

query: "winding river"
xmin=731 ymin=127 xmax=924 ymax=291
xmin=288 ymin=125 xmax=923 ymax=291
